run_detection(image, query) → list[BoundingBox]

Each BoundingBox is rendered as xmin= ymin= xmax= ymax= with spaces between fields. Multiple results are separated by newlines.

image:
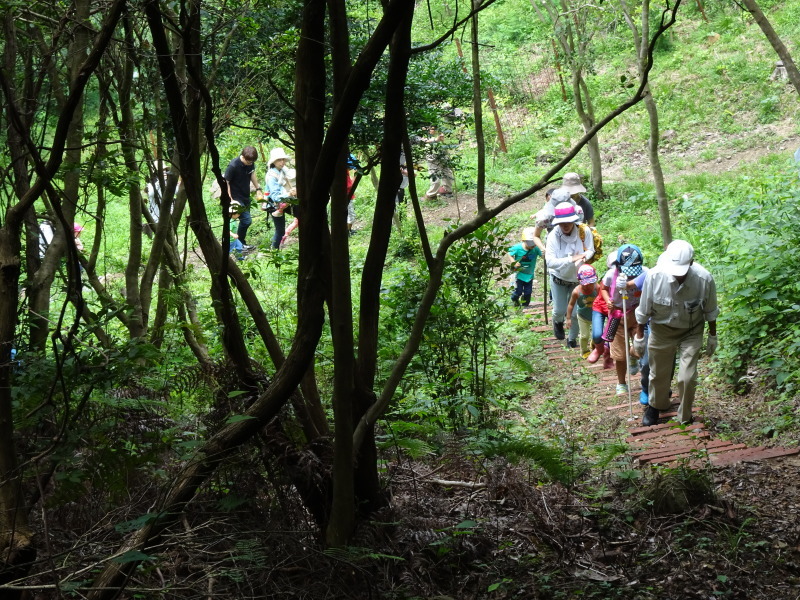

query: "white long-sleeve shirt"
xmin=545 ymin=225 xmax=594 ymax=282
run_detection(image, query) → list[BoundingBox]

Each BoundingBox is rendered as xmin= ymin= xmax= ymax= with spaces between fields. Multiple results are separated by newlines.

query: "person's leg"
xmin=229 ymin=239 xmax=244 ymax=260
xmin=588 ymin=310 xmax=605 ymax=362
xmin=577 ymin=316 xmax=591 ymax=355
xmin=521 ymin=279 xmax=533 ymax=307
xmin=271 ymin=215 xmax=286 ymax=249
xmin=237 ymin=208 xmax=252 ymax=245
xmin=639 ymin=324 xmax=650 ymax=404
xmin=550 ymin=278 xmax=571 ymax=339
xmin=510 ymin=278 xmax=523 ymax=306
xmin=675 ymin=326 xmax=704 ymax=424
xmin=567 ymin=304 xmax=579 ymax=346
xmin=647 ymin=323 xmax=681 ymax=412
xmin=347 ymin=201 xmax=356 ymax=233
xmin=425 ymin=174 xmax=439 ymax=198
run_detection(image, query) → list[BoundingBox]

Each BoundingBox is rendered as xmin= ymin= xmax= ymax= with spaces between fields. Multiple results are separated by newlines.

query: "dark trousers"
xmin=236 ymin=203 xmax=252 ymax=245
xmin=271 ymin=214 xmax=285 ymax=249
xmin=511 ymin=278 xmax=533 ymax=307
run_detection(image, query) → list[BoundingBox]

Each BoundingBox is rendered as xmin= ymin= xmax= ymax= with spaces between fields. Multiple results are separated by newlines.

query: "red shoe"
xmin=587 ymin=346 xmax=602 ymax=363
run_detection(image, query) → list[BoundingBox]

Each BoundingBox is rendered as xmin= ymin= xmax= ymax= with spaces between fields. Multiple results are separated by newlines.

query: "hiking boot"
xmin=567 ymin=338 xmax=578 ymax=349
xmin=639 ymin=390 xmax=649 ymax=405
xmin=587 ymin=346 xmax=602 ymax=363
xmin=615 ymin=383 xmax=628 ymax=396
xmin=642 ymin=405 xmax=660 ymax=427
xmin=553 ymin=321 xmax=565 ymax=340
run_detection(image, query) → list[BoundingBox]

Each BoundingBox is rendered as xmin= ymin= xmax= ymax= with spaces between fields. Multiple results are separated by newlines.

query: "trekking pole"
xmin=542 ymin=257 xmax=549 ymax=325
xmin=620 ymin=279 xmax=634 ymax=419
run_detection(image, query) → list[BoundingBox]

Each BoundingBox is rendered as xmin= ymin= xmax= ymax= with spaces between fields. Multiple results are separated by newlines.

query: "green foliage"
xmin=381 ymin=220 xmax=513 ymax=430
xmin=678 ymin=164 xmax=800 ymax=396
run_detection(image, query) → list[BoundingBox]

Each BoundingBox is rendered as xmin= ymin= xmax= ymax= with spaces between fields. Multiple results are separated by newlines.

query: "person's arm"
xmin=544 ymin=232 xmax=573 ymax=269
xmin=251 ymin=171 xmax=263 ymax=200
xmin=532 ymin=224 xmax=546 ymax=253
xmin=566 ymin=287 xmax=580 ymax=329
xmin=599 ymin=279 xmax=612 ymax=306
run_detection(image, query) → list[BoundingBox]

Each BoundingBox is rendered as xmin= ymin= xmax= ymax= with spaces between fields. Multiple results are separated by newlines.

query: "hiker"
xmin=531 ymin=188 xmax=573 ymax=254
xmin=545 ymin=202 xmax=594 ymax=346
xmin=223 ymin=146 xmax=262 ymax=249
xmin=346 ymin=155 xmax=359 ymax=236
xmin=265 ymin=148 xmax=297 ymax=249
xmin=226 ymin=202 xmax=245 ymax=260
xmin=418 ymin=127 xmax=454 ymax=199
xmin=507 ymin=227 xmax=542 ymax=308
xmin=601 ymin=243 xmax=647 ymax=396
xmin=566 ymin=264 xmax=600 ymax=358
xmin=634 ymin=240 xmax=718 ymax=426
xmin=588 ymin=250 xmax=618 ymax=369
xmin=560 ymin=172 xmax=595 ymax=227
xmin=73 ymin=224 xmax=85 ymax=252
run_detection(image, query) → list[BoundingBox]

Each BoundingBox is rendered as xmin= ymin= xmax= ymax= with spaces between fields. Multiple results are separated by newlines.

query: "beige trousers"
xmin=647 ymin=322 xmax=704 ymax=424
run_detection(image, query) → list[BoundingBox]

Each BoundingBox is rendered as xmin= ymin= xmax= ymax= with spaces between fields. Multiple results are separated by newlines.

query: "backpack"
xmin=578 ymin=224 xmax=603 ymax=265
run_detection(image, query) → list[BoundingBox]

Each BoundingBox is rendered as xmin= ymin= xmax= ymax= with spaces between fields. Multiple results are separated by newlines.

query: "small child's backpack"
xmin=578 ymin=224 xmax=603 ymax=265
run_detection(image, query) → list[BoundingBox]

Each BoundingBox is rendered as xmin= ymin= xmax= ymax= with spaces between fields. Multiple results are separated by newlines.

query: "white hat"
xmin=561 ymin=172 xmax=586 ymax=194
xmin=549 ymin=187 xmax=573 ymax=207
xmin=269 ymin=147 xmax=291 ymax=166
xmin=657 ymin=240 xmax=694 ymax=277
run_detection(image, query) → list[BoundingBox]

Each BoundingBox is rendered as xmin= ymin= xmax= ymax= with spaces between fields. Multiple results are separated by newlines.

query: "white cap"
xmin=657 ymin=240 xmax=694 ymax=277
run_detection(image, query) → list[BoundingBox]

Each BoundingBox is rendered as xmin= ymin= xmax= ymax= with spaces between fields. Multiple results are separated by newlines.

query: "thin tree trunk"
xmin=740 ymin=0 xmax=800 ymax=97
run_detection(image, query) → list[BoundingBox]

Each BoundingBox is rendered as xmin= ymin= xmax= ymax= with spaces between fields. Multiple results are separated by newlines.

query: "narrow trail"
xmin=524 ymin=299 xmax=800 ymax=468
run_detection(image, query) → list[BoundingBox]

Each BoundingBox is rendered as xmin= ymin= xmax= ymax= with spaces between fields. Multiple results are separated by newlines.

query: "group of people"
xmin=222 ymin=146 xmax=362 ymax=255
xmin=222 ymin=146 xmax=299 ymax=254
xmin=508 ymin=173 xmax=718 ymax=427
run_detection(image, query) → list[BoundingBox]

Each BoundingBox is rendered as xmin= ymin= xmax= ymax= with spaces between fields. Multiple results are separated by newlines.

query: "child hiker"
xmin=589 ymin=250 xmax=617 ymax=368
xmin=508 ymin=227 xmax=542 ymax=308
xmin=227 ymin=202 xmax=245 ymax=260
xmin=566 ymin=264 xmax=599 ymax=358
xmin=600 ymin=243 xmax=648 ymax=396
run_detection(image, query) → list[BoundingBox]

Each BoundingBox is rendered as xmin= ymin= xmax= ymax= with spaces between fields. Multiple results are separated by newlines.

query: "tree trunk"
xmin=740 ymin=0 xmax=800 ymax=97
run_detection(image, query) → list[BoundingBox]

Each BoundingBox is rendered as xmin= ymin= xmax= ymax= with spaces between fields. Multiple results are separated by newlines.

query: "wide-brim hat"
xmin=561 ymin=172 xmax=586 ymax=194
xmin=269 ymin=147 xmax=291 ymax=166
xmin=551 ymin=202 xmax=580 ymax=225
xmin=657 ymin=240 xmax=694 ymax=277
xmin=549 ymin=187 xmax=573 ymax=207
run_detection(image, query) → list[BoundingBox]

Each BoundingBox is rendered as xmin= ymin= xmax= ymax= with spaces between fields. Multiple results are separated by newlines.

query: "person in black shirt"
xmin=223 ymin=146 xmax=263 ymax=247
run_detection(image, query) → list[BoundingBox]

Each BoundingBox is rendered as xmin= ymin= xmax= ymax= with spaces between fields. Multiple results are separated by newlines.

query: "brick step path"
xmin=523 ymin=300 xmax=799 ymax=467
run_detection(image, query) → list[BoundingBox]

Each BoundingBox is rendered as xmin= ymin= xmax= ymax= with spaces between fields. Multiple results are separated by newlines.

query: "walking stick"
xmin=542 ymin=257 xmax=549 ymax=325
xmin=620 ymin=278 xmax=634 ymax=419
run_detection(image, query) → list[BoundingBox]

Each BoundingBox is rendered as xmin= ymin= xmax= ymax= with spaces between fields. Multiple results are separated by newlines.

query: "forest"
xmin=1 ymin=0 xmax=800 ymax=597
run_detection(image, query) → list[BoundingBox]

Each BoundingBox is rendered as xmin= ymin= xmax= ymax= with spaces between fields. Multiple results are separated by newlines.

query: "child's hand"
xmin=566 ymin=318 xmax=572 ymax=330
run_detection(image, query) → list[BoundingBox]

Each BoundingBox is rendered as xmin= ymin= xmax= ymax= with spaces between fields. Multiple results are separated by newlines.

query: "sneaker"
xmin=639 ymin=390 xmax=649 ymax=405
xmin=567 ymin=339 xmax=578 ymax=349
xmin=587 ymin=347 xmax=602 ymax=363
xmin=642 ymin=405 xmax=660 ymax=427
xmin=616 ymin=383 xmax=628 ymax=396
xmin=553 ymin=321 xmax=565 ymax=340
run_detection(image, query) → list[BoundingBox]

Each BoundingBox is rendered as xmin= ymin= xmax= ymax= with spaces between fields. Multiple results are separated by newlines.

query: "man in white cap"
xmin=633 ymin=240 xmax=718 ymax=426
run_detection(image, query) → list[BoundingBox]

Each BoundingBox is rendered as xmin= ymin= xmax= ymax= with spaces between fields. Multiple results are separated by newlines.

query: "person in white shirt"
xmin=634 ymin=240 xmax=719 ymax=426
xmin=545 ymin=202 xmax=594 ymax=344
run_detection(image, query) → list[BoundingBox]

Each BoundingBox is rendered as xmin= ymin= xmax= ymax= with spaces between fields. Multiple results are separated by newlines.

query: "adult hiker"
xmin=545 ymin=201 xmax=594 ymax=345
xmin=560 ymin=172 xmax=595 ymax=227
xmin=265 ymin=147 xmax=297 ymax=249
xmin=531 ymin=188 xmax=573 ymax=254
xmin=507 ymin=227 xmax=542 ymax=308
xmin=634 ymin=240 xmax=719 ymax=426
xmin=223 ymin=145 xmax=262 ymax=249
